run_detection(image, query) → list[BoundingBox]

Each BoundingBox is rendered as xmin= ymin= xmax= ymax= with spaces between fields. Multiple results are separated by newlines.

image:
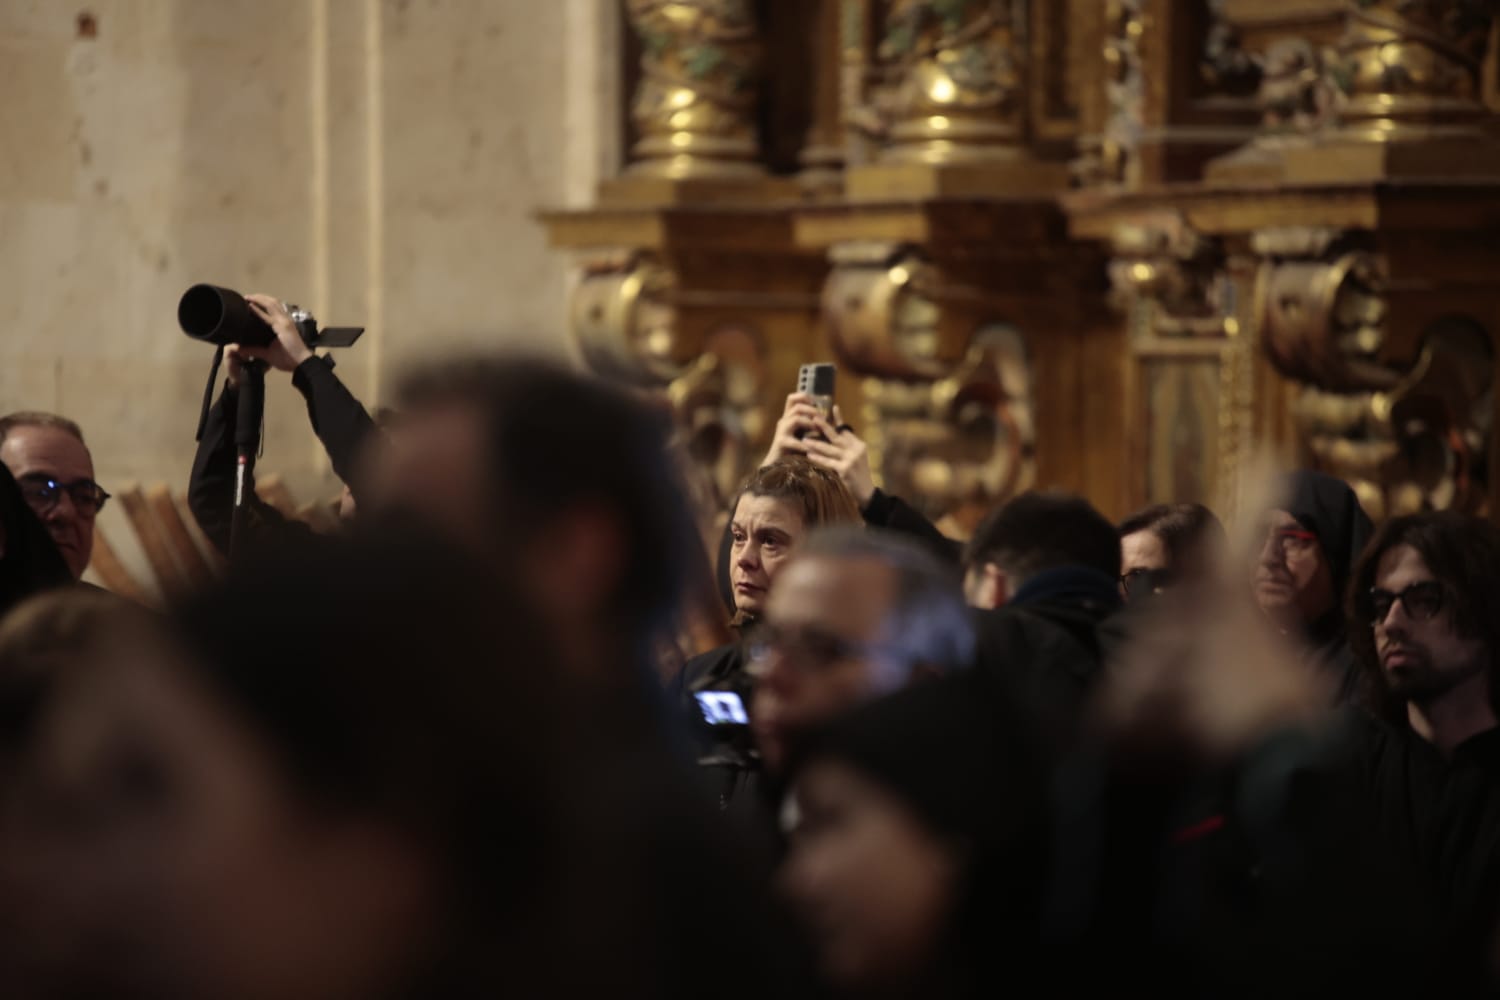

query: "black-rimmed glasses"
xmin=17 ymin=474 xmax=111 ymax=516
xmin=1362 ymin=580 xmax=1445 ymax=625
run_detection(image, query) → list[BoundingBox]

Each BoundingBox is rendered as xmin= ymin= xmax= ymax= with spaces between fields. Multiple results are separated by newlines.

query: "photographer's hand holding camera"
xmin=188 ymin=293 xmax=379 ymax=555
xmin=229 ymin=294 xmax=316 ymax=375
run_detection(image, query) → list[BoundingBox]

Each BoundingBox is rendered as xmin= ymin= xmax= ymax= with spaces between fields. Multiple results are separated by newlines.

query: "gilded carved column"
xmin=624 ymin=0 xmax=764 ymax=179
xmin=877 ymin=0 xmax=1027 ymax=164
xmin=1330 ymin=0 xmax=1494 ymax=143
xmin=1103 ymin=218 xmax=1253 ymax=509
xmin=1210 ymin=0 xmax=1500 ymax=182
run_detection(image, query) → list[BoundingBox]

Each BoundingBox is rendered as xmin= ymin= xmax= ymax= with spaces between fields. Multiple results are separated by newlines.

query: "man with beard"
xmin=1349 ymin=510 xmax=1500 ymax=760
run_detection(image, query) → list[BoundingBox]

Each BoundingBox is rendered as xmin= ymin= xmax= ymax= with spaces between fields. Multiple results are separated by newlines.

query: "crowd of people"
xmin=1 ymin=298 xmax=1500 ymax=998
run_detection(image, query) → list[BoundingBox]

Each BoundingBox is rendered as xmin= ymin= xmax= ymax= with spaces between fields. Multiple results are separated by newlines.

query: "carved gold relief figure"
xmin=625 ymin=0 xmax=764 ymax=178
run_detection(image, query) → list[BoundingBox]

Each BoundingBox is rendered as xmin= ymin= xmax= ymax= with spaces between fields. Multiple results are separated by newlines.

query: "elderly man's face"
xmin=749 ymin=555 xmax=905 ymax=773
xmin=1 ymin=426 xmax=99 ymax=579
xmin=1254 ymin=510 xmax=1335 ymax=627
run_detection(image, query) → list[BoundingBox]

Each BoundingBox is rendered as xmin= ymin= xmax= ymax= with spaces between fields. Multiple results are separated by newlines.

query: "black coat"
xmin=0 ymin=463 xmax=72 ymax=619
xmin=1047 ymin=710 xmax=1500 ymax=997
xmin=188 ymin=356 xmax=378 ymax=556
xmin=972 ymin=567 xmax=1124 ymax=745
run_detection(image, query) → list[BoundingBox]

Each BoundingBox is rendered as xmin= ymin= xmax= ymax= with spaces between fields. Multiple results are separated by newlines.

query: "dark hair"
xmin=0 ymin=464 xmax=72 ymax=621
xmin=0 ymin=412 xmax=87 ymax=451
xmin=0 ymin=588 xmax=144 ymax=759
xmin=1346 ymin=510 xmax=1500 ymax=722
xmin=1117 ymin=502 xmax=1225 ymax=575
xmin=964 ymin=491 xmax=1120 ymax=585
xmin=396 ymin=357 xmax=695 ymax=634
xmin=739 ymin=459 xmax=863 ymax=531
xmin=797 ymin=527 xmax=975 ymax=674
xmin=171 ymin=531 xmax=570 ymax=991
xmin=789 ymin=673 xmax=1047 ymax=994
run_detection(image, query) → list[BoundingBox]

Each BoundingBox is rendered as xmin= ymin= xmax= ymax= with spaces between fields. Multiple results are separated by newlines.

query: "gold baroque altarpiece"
xmin=542 ymin=0 xmax=1500 ymax=541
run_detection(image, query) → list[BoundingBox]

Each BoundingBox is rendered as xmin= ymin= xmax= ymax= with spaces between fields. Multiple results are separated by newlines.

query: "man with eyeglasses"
xmin=749 ymin=528 xmax=974 ymax=777
xmin=1253 ymin=470 xmax=1373 ymax=704
xmin=0 ymin=412 xmax=108 ymax=579
xmin=1348 ymin=510 xmax=1500 ymax=759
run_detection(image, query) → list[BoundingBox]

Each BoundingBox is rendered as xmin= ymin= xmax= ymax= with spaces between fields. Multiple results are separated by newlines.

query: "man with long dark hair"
xmin=1348 ymin=510 xmax=1500 ymax=759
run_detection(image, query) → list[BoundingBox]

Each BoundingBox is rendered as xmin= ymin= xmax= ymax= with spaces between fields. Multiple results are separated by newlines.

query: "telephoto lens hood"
xmin=178 ymin=285 xmax=275 ymax=348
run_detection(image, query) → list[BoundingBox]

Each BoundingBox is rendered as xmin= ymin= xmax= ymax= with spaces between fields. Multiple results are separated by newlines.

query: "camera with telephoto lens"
xmin=177 ymin=284 xmax=365 ymax=350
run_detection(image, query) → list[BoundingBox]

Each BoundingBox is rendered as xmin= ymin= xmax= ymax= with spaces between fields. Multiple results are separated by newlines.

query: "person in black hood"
xmin=963 ymin=491 xmax=1124 ymax=743
xmin=778 ymin=671 xmax=1047 ymax=999
xmin=0 ymin=463 xmax=72 ymax=621
xmin=1253 ymin=470 xmax=1373 ymax=703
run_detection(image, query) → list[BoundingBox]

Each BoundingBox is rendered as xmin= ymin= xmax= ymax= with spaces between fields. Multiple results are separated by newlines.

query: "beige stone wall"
xmin=0 ymin=0 xmax=619 ymax=589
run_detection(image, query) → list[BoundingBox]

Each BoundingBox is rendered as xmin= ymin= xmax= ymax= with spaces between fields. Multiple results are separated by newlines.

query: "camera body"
xmin=689 ymin=672 xmax=760 ymax=771
xmin=178 ymin=284 xmax=364 ymax=350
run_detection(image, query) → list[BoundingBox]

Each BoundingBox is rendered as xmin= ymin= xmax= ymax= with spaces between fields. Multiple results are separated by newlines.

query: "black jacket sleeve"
xmin=861 ymin=488 xmax=963 ymax=567
xmin=290 ymin=357 xmax=379 ymax=499
xmin=187 ymin=383 xmax=289 ymax=556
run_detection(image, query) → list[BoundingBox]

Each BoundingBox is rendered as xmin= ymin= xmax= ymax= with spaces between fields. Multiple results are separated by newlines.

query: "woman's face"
xmin=0 ymin=631 xmax=433 ymax=1000
xmin=779 ymin=760 xmax=961 ymax=993
xmin=729 ymin=494 xmax=807 ymax=617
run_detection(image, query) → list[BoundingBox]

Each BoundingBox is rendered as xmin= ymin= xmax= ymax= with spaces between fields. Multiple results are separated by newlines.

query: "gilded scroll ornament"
xmin=860 ymin=327 xmax=1035 ymax=531
xmin=821 ymin=243 xmax=1035 ymax=527
xmin=876 ymin=0 xmax=1027 ymax=163
xmin=571 ymin=253 xmax=683 ymax=382
xmin=570 ymin=253 xmax=765 ymax=512
xmin=1255 ymin=237 xmax=1493 ymax=516
xmin=1258 ymin=246 xmax=1395 ymax=393
xmin=1108 ymin=221 xmax=1232 ymax=337
xmin=1330 ymin=0 xmax=1495 ymax=142
xmin=822 ymin=243 xmax=955 ymax=379
xmin=625 ymin=0 xmax=764 ymax=178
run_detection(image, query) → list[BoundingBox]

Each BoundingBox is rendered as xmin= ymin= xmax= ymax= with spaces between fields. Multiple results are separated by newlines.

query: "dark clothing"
xmin=973 ymin=566 xmax=1123 ymax=743
xmin=676 ymin=640 xmax=746 ymax=706
xmin=860 ymin=488 xmax=963 ymax=567
xmin=1280 ymin=471 xmax=1373 ymax=706
xmin=1282 ymin=470 xmax=1373 ymax=597
xmin=0 ymin=464 xmax=72 ymax=619
xmin=188 ymin=357 xmax=377 ymax=556
xmin=1304 ymin=608 xmax=1365 ymax=705
xmin=791 ymin=672 xmax=1051 ymax=998
xmin=1048 ymin=711 xmax=1500 ymax=997
xmin=677 ymin=640 xmax=778 ymax=841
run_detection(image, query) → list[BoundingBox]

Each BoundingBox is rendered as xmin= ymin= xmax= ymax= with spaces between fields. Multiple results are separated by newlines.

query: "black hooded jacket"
xmin=0 ymin=464 xmax=72 ymax=620
xmin=1279 ymin=471 xmax=1373 ymax=704
xmin=973 ymin=566 xmax=1125 ymax=745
